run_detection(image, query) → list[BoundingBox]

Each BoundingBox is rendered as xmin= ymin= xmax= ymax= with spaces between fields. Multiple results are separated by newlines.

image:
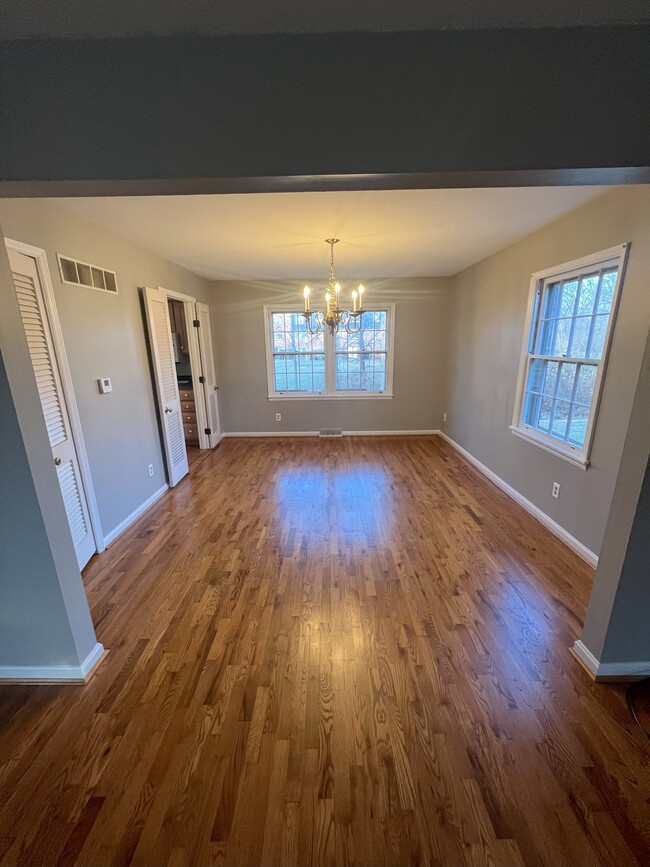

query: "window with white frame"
xmin=511 ymin=244 xmax=628 ymax=466
xmin=265 ymin=306 xmax=394 ymax=398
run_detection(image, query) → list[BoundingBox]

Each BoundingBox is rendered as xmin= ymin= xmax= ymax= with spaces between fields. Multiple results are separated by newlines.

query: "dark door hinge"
xmin=198 ymin=375 xmax=206 ymax=384
xmin=193 ymin=319 xmax=200 ymax=327
xmin=204 ymin=427 xmax=211 ymax=435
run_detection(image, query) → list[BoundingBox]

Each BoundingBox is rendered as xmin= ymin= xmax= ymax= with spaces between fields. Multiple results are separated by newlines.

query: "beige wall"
xmin=444 ymin=186 xmax=650 ymax=557
xmin=0 ymin=198 xmax=213 ymax=538
xmin=211 ymin=277 xmax=451 ymax=434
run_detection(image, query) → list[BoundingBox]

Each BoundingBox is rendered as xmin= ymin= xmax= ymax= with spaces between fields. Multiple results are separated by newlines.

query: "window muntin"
xmin=513 ymin=247 xmax=627 ymax=465
xmin=265 ymin=306 xmax=394 ymax=398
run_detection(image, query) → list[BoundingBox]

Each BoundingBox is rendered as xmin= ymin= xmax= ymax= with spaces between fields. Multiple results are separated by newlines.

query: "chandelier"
xmin=301 ymin=239 xmax=366 ymax=335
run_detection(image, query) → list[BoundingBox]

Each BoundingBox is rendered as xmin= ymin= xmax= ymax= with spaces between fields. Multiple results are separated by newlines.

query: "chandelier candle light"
xmin=302 ymin=239 xmax=366 ymax=335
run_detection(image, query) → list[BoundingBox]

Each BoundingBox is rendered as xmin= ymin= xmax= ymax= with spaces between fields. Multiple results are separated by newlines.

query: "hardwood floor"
xmin=186 ymin=445 xmax=203 ymax=467
xmin=1 ymin=436 xmax=648 ymax=867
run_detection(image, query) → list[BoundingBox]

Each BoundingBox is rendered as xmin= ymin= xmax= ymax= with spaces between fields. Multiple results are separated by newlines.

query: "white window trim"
xmin=510 ymin=243 xmax=630 ymax=469
xmin=263 ymin=304 xmax=395 ymax=399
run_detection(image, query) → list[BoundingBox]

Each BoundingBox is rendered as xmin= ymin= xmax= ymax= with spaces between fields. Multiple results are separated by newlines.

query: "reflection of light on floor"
xmin=493 ymin=575 xmax=551 ymax=649
xmin=275 ymin=462 xmax=394 ymax=541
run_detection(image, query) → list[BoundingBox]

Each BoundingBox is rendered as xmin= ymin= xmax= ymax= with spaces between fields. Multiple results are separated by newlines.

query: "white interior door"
xmin=8 ymin=248 xmax=97 ymax=570
xmin=143 ymin=286 xmax=189 ymax=486
xmin=195 ymin=302 xmax=222 ymax=448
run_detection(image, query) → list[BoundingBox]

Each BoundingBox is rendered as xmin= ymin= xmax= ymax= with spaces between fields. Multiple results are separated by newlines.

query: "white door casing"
xmin=143 ymin=286 xmax=189 ymax=486
xmin=7 ymin=246 xmax=98 ymax=570
xmin=195 ymin=302 xmax=222 ymax=448
xmin=161 ymin=288 xmax=209 ymax=450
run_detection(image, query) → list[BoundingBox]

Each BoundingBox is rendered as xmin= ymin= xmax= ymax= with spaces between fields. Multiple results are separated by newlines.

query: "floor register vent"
xmin=319 ymin=428 xmax=343 ymax=438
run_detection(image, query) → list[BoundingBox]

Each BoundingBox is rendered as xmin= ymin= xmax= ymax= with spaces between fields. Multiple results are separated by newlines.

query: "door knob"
xmin=164 ymin=407 xmax=173 ymax=413
xmin=54 ymin=456 xmax=62 ymax=466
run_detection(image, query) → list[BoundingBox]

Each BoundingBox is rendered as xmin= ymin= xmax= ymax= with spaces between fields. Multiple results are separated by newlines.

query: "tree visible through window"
xmin=271 ymin=312 xmax=325 ymax=393
xmin=335 ymin=311 xmax=388 ymax=392
xmin=512 ymin=245 xmax=627 ymax=465
xmin=266 ymin=306 xmax=394 ymax=397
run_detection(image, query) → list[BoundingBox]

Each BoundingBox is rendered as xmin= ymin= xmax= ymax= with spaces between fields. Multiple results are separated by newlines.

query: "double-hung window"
xmin=511 ymin=244 xmax=628 ymax=467
xmin=265 ymin=306 xmax=394 ymax=398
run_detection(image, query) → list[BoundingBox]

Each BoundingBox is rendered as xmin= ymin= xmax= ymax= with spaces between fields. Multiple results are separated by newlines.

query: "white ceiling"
xmin=58 ymin=187 xmax=607 ymax=281
xmin=3 ymin=1 xmax=648 ymax=38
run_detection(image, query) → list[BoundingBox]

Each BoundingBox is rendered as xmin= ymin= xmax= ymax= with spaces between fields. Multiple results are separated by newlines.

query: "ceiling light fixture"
xmin=302 ymin=239 xmax=366 ymax=335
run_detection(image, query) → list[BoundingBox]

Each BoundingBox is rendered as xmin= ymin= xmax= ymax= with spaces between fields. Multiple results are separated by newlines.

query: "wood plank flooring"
xmin=1 ymin=436 xmax=649 ymax=867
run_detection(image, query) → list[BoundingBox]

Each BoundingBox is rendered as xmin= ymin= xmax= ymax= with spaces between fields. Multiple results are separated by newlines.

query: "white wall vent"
xmin=56 ymin=254 xmax=118 ymax=294
xmin=319 ymin=428 xmax=343 ymax=438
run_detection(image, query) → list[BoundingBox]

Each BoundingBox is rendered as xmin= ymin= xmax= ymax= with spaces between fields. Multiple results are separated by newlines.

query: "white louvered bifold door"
xmin=8 ymin=249 xmax=96 ymax=570
xmin=144 ymin=287 xmax=189 ymax=486
xmin=195 ymin=302 xmax=222 ymax=448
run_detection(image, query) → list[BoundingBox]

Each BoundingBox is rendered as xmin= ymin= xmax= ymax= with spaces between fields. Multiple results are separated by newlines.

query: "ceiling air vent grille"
xmin=319 ymin=428 xmax=343 ymax=438
xmin=57 ymin=254 xmax=118 ymax=295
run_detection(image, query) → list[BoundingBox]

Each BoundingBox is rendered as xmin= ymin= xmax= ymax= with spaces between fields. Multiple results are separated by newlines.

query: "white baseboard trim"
xmin=0 ymin=641 xmax=106 ymax=683
xmin=572 ymin=640 xmax=650 ymax=680
xmin=571 ymin=640 xmax=601 ymax=677
xmin=222 ymin=431 xmax=319 ymax=437
xmin=437 ymin=432 xmax=598 ymax=568
xmin=222 ymin=429 xmax=440 ymax=437
xmin=344 ymin=429 xmax=440 ymax=436
xmin=104 ymin=484 xmax=169 ymax=546
xmin=80 ymin=641 xmax=106 ymax=679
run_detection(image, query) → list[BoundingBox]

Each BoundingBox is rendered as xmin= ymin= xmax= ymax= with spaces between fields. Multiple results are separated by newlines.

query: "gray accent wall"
xmin=0 ymin=198 xmax=213 ymax=538
xmin=1 ymin=29 xmax=648 ymax=190
xmin=600 ymin=462 xmax=650 ymax=664
xmin=0 ymin=230 xmax=98 ymax=670
xmin=211 ymin=278 xmax=450 ymax=434
xmin=580 ymin=325 xmax=650 ymax=666
xmin=0 ymin=351 xmax=83 ymax=666
xmin=444 ymin=186 xmax=650 ymax=557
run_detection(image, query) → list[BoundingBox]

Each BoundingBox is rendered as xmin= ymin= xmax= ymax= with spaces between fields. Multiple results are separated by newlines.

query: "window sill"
xmin=268 ymin=393 xmax=393 ymax=401
xmin=509 ymin=426 xmax=589 ymax=469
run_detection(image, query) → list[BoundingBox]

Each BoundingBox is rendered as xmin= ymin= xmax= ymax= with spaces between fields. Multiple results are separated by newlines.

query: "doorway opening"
xmin=144 ymin=286 xmax=222 ymax=490
xmin=168 ymin=296 xmax=200 ymax=455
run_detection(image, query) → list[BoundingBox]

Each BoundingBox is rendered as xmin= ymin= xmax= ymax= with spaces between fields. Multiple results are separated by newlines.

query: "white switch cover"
xmin=98 ymin=377 xmax=113 ymax=394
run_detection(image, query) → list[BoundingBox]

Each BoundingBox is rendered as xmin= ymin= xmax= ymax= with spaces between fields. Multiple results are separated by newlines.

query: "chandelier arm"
xmin=302 ymin=310 xmax=322 ymax=335
xmin=310 ymin=311 xmax=324 ymax=335
xmin=345 ymin=312 xmax=363 ymax=335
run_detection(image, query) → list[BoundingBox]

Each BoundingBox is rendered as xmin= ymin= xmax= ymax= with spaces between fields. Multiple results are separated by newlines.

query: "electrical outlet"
xmin=552 ymin=482 xmax=560 ymax=499
xmin=443 ymin=412 xmax=447 ymax=422
xmin=148 ymin=464 xmax=154 ymax=477
xmin=276 ymin=413 xmax=282 ymax=421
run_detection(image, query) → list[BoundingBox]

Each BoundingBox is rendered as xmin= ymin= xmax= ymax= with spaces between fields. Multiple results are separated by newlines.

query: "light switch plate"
xmin=98 ymin=377 xmax=113 ymax=394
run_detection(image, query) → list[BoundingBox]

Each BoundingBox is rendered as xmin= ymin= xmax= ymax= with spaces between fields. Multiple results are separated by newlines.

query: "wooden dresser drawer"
xmin=179 ymin=389 xmax=194 ymax=402
xmin=184 ymin=423 xmax=198 ymax=442
xmin=181 ymin=400 xmax=195 ymax=413
xmin=182 ymin=412 xmax=197 ymax=425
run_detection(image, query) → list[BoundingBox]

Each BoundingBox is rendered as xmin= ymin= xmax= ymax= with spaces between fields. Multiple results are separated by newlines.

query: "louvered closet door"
xmin=195 ymin=302 xmax=222 ymax=448
xmin=8 ymin=249 xmax=96 ymax=570
xmin=144 ymin=287 xmax=189 ymax=486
